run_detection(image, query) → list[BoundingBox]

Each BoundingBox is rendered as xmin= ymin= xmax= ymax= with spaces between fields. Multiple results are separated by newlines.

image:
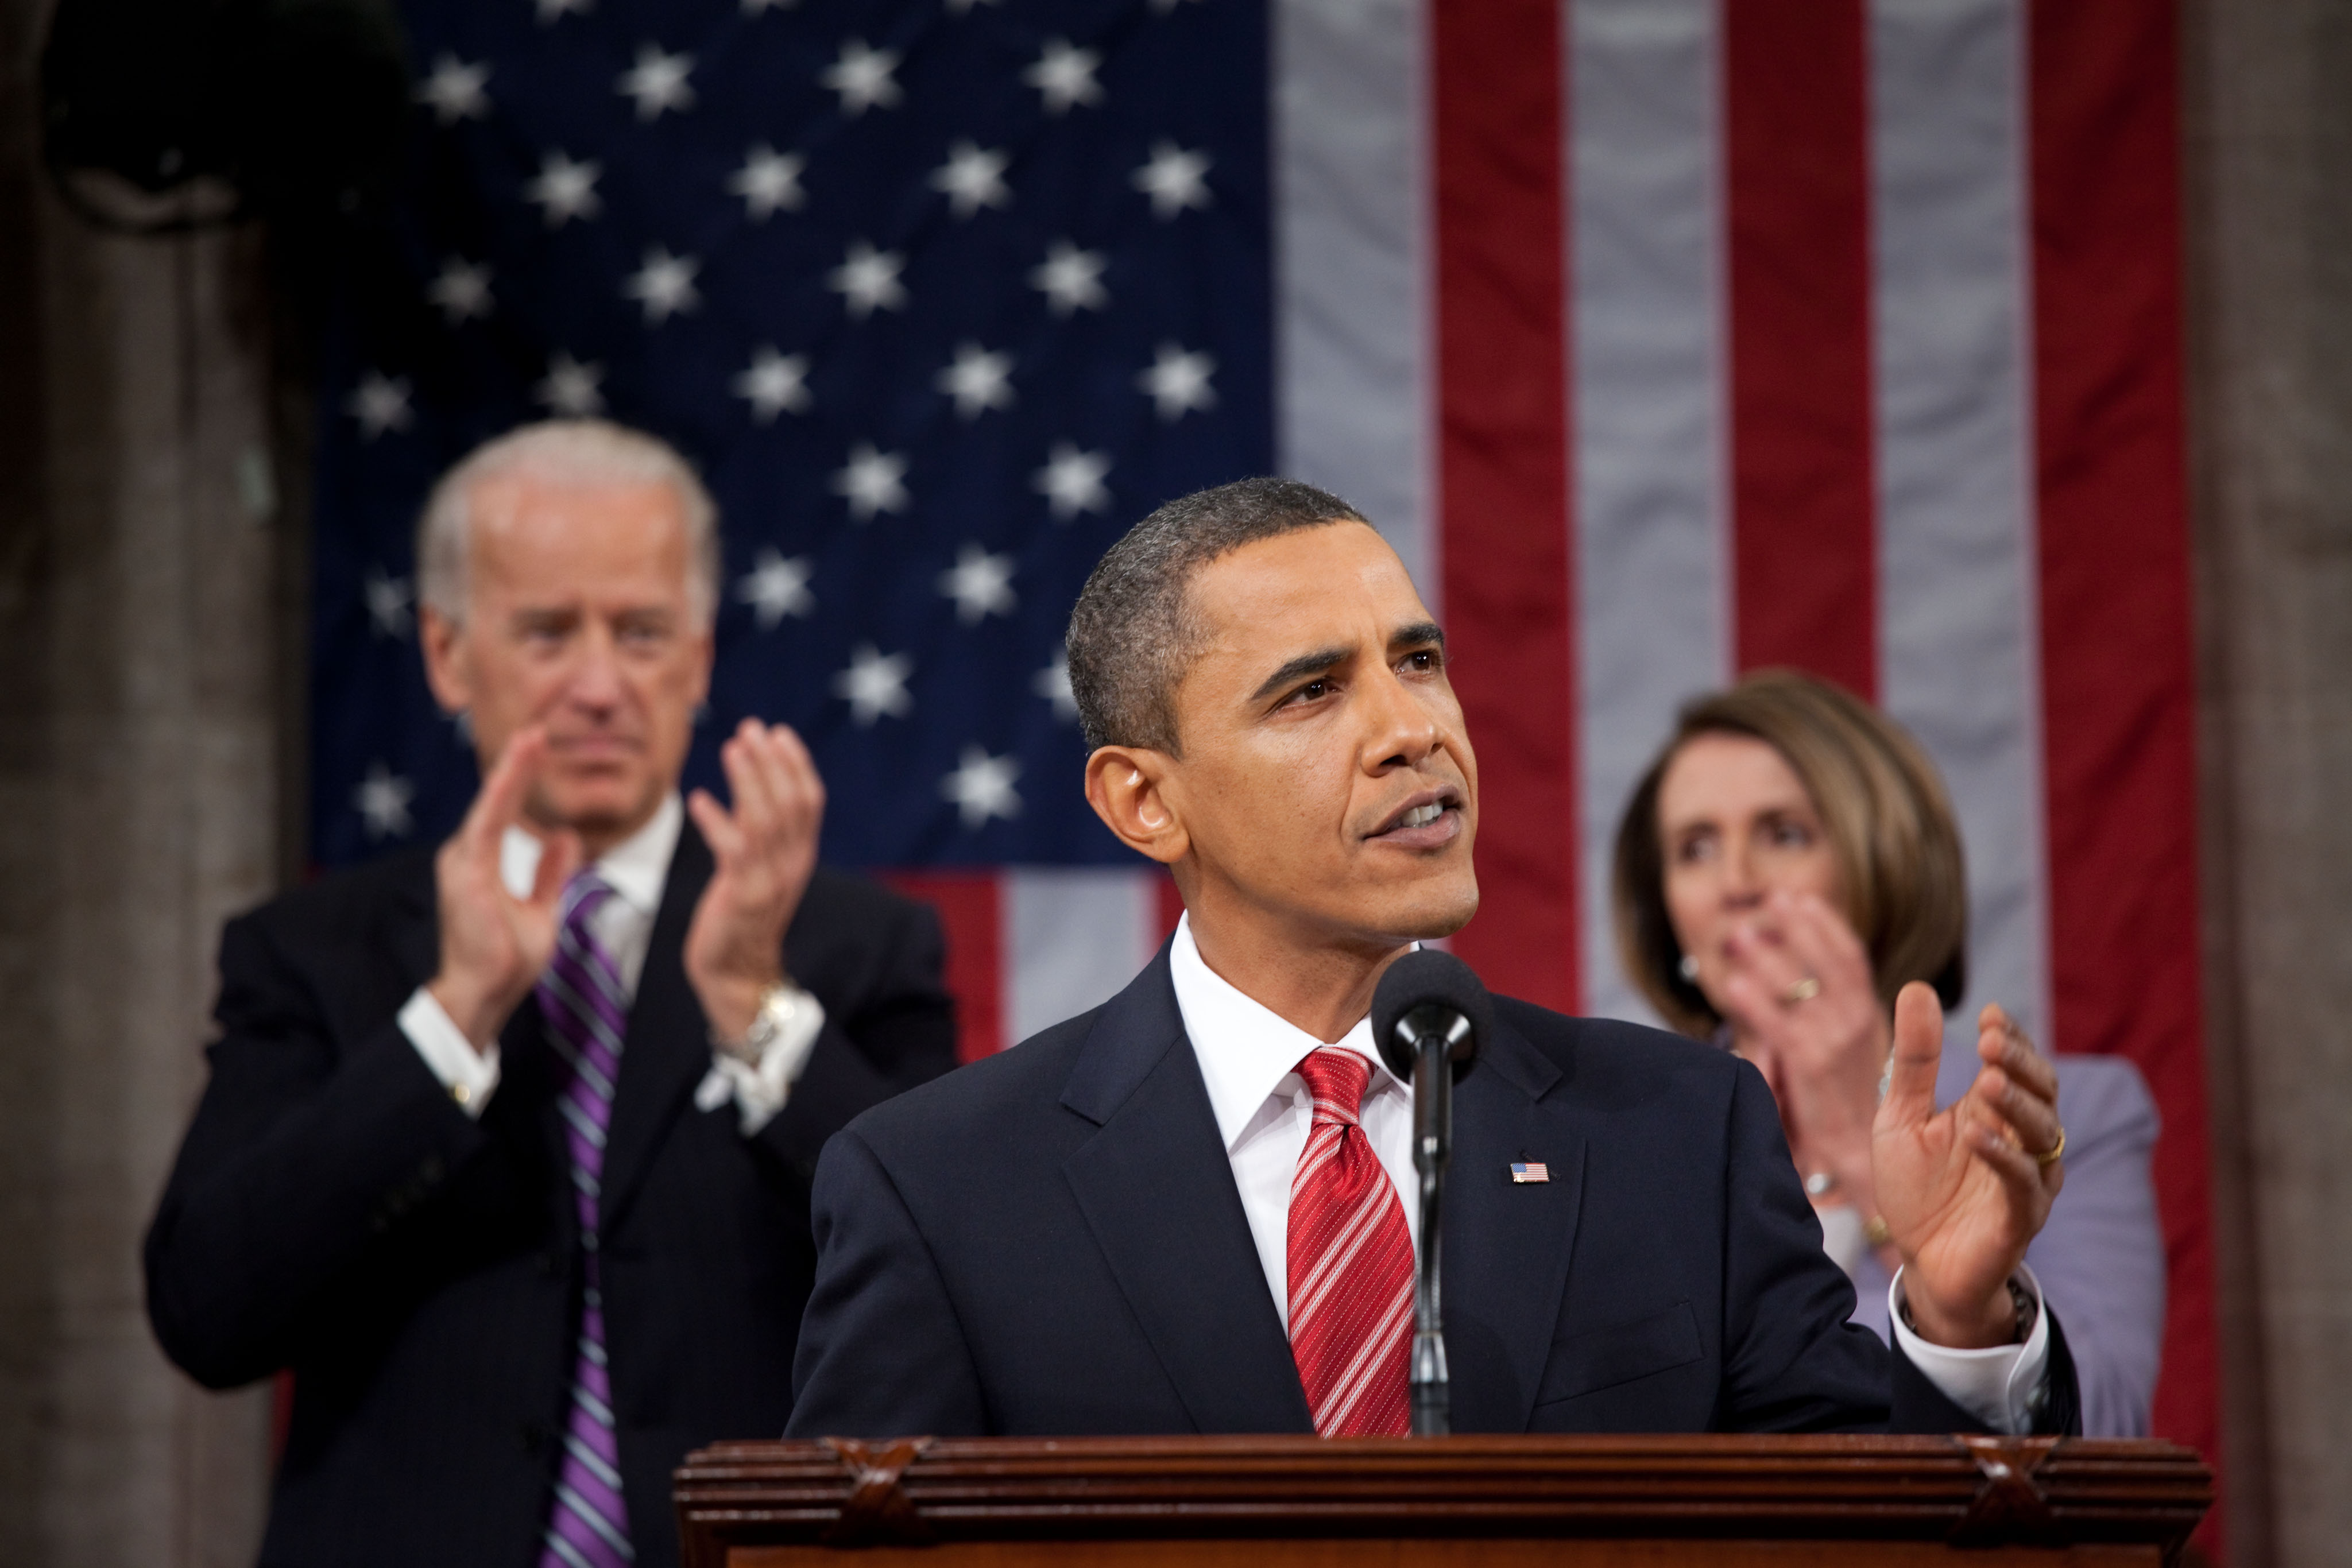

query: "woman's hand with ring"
xmin=1719 ymin=891 xmax=1889 ymax=1220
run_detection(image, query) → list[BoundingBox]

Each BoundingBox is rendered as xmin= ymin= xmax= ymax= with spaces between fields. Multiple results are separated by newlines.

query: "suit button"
xmin=519 ymin=1419 xmax=551 ymax=1456
xmin=539 ymin=1250 xmax=563 ymax=1278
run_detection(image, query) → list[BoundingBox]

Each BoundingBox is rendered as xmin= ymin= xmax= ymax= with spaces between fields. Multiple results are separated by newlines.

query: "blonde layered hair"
xmin=1611 ymin=669 xmax=1968 ymax=1037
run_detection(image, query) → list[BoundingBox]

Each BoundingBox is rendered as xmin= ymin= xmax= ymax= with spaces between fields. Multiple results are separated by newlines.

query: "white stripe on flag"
xmin=1569 ymin=0 xmax=1732 ymax=1023
xmin=1866 ymin=0 xmax=2051 ymax=1075
xmin=1004 ymin=868 xmax=1162 ymax=1047
xmin=1272 ymin=0 xmax=1433 ymax=599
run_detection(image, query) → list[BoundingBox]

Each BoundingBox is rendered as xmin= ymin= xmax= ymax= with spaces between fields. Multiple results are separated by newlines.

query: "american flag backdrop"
xmin=309 ymin=0 xmax=2214 ymax=1545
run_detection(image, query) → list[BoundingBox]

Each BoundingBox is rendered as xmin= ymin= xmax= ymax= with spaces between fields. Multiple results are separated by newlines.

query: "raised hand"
xmin=427 ymin=727 xmax=582 ymax=1049
xmin=1872 ymin=986 xmax=2066 ymax=1346
xmin=683 ymin=720 xmax=825 ymax=1043
xmin=1717 ymin=891 xmax=1888 ymax=1203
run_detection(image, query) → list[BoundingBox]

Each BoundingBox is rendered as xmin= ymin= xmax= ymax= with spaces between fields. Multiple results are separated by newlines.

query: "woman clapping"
xmin=1611 ymin=670 xmax=2164 ymax=1438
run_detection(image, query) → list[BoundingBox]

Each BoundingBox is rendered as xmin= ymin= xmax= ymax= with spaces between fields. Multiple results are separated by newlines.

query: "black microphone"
xmin=1370 ymin=950 xmax=1492 ymax=1437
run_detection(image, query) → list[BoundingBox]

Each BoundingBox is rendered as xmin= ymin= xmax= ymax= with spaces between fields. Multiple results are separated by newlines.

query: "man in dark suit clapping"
xmin=146 ymin=420 xmax=956 ymax=1568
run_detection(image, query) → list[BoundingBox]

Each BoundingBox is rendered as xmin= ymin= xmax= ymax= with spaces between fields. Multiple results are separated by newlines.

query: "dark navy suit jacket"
xmin=146 ymin=823 xmax=956 ymax=1568
xmin=788 ymin=944 xmax=2078 ymax=1438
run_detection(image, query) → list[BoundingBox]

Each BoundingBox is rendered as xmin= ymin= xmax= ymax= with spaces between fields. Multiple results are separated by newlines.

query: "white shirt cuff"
xmin=1887 ymin=1263 xmax=2052 ymax=1435
xmin=691 ymin=988 xmax=826 ymax=1136
xmin=398 ymin=986 xmax=501 ymax=1119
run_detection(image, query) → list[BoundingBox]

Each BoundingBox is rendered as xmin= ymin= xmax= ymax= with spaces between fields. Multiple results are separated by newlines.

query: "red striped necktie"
xmin=1286 ymin=1047 xmax=1414 ymax=1438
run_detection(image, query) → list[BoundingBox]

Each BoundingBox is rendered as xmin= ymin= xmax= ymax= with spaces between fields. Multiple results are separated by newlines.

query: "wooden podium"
xmin=674 ymin=1434 xmax=2210 ymax=1568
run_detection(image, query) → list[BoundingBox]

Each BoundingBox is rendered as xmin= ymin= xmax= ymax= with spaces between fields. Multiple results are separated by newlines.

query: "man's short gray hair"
xmin=1065 ymin=477 xmax=1370 ymax=754
xmin=416 ymin=419 xmax=722 ymax=628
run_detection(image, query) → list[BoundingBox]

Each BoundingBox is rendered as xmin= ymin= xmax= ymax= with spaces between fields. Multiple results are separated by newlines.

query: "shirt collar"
xmin=498 ymin=791 xmax=683 ymax=916
xmin=1169 ymin=912 xmax=1409 ymax=1153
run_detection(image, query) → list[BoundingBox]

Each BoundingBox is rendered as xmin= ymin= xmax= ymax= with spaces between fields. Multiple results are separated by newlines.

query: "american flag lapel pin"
xmin=1510 ymin=1162 xmax=1550 ymax=1184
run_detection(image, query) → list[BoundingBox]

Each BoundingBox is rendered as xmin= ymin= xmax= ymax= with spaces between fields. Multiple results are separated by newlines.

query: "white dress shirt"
xmin=396 ymin=792 xmax=824 ymax=1135
xmin=1166 ymin=915 xmax=2051 ymax=1433
xmin=1170 ymin=915 xmax=1419 ymax=1331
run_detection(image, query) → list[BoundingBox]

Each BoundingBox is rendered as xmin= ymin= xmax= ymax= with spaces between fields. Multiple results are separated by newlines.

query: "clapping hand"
xmin=428 ymin=727 xmax=582 ymax=1050
xmin=683 ymin=719 xmax=826 ymax=1043
xmin=1716 ymin=891 xmax=1888 ymax=1202
xmin=1873 ymin=987 xmax=2066 ymax=1346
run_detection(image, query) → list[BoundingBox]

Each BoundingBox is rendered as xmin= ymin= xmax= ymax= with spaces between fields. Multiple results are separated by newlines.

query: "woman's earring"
xmin=1677 ymin=953 xmax=1701 ymax=982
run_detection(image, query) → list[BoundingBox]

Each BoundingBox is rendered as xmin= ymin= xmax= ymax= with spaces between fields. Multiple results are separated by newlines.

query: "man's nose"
xmin=1362 ymin=663 xmax=1439 ymax=770
xmin=563 ymin=627 xmax=625 ymax=708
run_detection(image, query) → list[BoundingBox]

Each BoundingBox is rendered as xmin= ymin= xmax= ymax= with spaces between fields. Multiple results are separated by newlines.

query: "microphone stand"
xmin=1403 ymin=1007 xmax=1473 ymax=1438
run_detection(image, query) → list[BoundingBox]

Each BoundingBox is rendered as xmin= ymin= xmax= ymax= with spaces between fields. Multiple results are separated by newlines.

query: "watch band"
xmin=714 ymin=982 xmax=806 ymax=1065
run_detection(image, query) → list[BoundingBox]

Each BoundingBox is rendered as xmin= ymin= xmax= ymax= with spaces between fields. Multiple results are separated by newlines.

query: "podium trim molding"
xmin=674 ymin=1434 xmax=2210 ymax=1566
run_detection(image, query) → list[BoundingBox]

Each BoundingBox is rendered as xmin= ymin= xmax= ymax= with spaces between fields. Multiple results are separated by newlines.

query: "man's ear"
xmin=683 ymin=622 xmax=715 ymax=711
xmin=419 ymin=605 xmax=473 ymax=715
xmin=1084 ymin=745 xmax=1188 ymax=866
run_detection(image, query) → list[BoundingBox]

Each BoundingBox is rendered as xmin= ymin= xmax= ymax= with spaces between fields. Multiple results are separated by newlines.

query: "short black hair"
xmin=1065 ymin=477 xmax=1370 ymax=753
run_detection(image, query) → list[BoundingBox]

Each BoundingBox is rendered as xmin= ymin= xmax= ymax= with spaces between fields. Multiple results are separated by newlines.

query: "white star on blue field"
xmin=310 ymin=0 xmax=1272 ymax=869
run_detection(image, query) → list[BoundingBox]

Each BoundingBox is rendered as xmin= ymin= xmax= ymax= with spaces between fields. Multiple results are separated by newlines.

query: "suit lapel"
xmin=1059 ymin=950 xmax=1314 ymax=1435
xmin=1440 ymin=1017 xmax=1588 ymax=1434
xmin=598 ymin=818 xmax=717 ymax=1234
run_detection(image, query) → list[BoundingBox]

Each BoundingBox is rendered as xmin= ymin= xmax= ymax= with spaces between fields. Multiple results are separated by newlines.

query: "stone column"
xmin=2181 ymin=3 xmax=2352 ymax=1565
xmin=0 ymin=0 xmax=285 ymax=1558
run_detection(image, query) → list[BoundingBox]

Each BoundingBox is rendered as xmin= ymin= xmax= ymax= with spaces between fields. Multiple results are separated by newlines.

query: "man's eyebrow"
xmin=1390 ymin=621 xmax=1446 ymax=655
xmin=1247 ymin=624 xmax=1448 ymax=705
xmin=1248 ymin=645 xmax=1352 ymax=704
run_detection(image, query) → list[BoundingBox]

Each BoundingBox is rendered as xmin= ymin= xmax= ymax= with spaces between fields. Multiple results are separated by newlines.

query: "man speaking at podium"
xmin=790 ymin=478 xmax=2078 ymax=1440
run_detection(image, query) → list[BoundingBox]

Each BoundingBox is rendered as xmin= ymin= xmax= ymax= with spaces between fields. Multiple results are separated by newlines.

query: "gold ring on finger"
xmin=2034 ymin=1126 xmax=2067 ymax=1168
xmin=1781 ymin=975 xmax=1821 ymax=1005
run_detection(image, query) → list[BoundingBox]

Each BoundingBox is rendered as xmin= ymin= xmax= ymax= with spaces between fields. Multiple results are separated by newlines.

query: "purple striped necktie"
xmin=536 ymin=872 xmax=636 ymax=1568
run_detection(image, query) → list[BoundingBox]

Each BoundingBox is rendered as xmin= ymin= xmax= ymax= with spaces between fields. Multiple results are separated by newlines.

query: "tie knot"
xmin=1294 ymin=1048 xmax=1372 ymax=1127
xmin=559 ymin=869 xmax=615 ymax=933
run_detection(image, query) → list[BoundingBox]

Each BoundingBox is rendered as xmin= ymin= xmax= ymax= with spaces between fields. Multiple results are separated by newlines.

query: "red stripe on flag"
xmin=2027 ymin=5 xmax=2218 ymax=1548
xmin=883 ymin=870 xmax=1004 ymax=1062
xmin=1432 ymin=0 xmax=1576 ymax=1012
xmin=1723 ymin=0 xmax=1878 ymax=698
